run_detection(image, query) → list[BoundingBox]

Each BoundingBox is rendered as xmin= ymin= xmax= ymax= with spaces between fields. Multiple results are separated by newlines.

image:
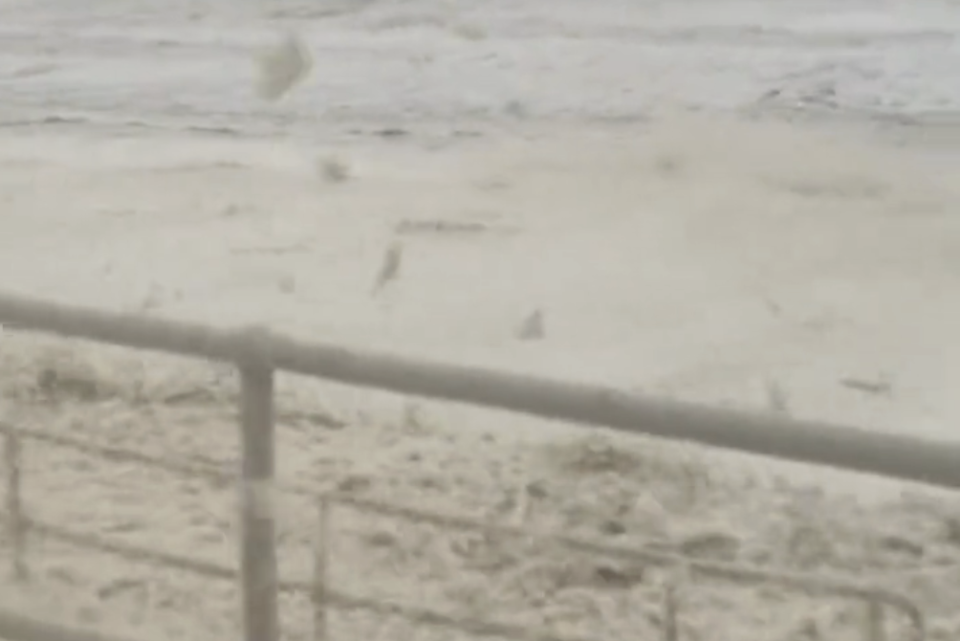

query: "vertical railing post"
xmin=313 ymin=498 xmax=331 ymax=641
xmin=237 ymin=327 xmax=279 ymax=641
xmin=863 ymin=600 xmax=885 ymax=641
xmin=661 ymin=580 xmax=679 ymax=641
xmin=3 ymin=431 xmax=28 ymax=581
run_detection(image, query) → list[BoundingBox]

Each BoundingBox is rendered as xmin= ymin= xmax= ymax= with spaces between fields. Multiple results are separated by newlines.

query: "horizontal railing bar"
xmin=329 ymin=493 xmax=923 ymax=632
xmin=0 ymin=291 xmax=958 ymax=490
xmin=24 ymin=518 xmax=243 ymax=582
xmin=0 ymin=422 xmax=316 ymax=497
xmin=12 ymin=516 xmax=592 ymax=641
xmin=0 ymin=608 xmax=145 ymax=641
xmin=15 ymin=515 xmax=319 ymax=592
xmin=272 ymin=326 xmax=960 ymax=489
xmin=0 ymin=293 xmax=247 ymax=363
xmin=0 ymin=418 xmax=921 ymax=633
xmin=325 ymin=589 xmax=593 ymax=641
xmin=0 ymin=457 xmax=924 ymax=636
xmin=0 ymin=422 xmax=232 ymax=485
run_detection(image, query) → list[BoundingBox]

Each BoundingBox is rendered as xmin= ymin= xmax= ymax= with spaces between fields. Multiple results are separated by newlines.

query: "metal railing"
xmin=0 ymin=421 xmax=925 ymax=641
xmin=0 ymin=290 xmax=946 ymax=641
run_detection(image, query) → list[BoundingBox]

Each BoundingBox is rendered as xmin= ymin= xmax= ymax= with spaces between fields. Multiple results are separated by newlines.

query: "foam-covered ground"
xmin=2 ymin=0 xmax=960 ymax=639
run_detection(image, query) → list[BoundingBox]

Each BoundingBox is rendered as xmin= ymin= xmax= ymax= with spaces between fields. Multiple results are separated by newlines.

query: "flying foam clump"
xmin=254 ymin=32 xmax=312 ymax=101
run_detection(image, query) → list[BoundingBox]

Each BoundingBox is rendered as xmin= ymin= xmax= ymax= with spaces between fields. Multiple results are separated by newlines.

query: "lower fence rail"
xmin=0 ymin=608 xmax=146 ymax=641
xmin=0 ymin=291 xmax=948 ymax=641
xmin=0 ymin=419 xmax=926 ymax=641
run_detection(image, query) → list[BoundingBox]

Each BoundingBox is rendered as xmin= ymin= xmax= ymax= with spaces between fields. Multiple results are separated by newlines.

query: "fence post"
xmin=313 ymin=498 xmax=331 ymax=641
xmin=661 ymin=581 xmax=679 ymax=641
xmin=863 ymin=600 xmax=885 ymax=641
xmin=3 ymin=432 xmax=28 ymax=581
xmin=237 ymin=328 xmax=279 ymax=641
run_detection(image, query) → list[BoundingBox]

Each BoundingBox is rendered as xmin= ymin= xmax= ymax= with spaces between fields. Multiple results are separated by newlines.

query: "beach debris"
xmin=516 ymin=309 xmax=545 ymax=340
xmin=372 ymin=241 xmax=404 ymax=294
xmin=277 ymin=274 xmax=296 ymax=294
xmin=254 ymin=32 xmax=312 ymax=101
xmin=452 ymin=23 xmax=487 ymax=41
xmin=317 ymin=156 xmax=351 ymax=183
xmin=840 ymin=376 xmax=893 ymax=397
xmin=764 ymin=379 xmax=790 ymax=415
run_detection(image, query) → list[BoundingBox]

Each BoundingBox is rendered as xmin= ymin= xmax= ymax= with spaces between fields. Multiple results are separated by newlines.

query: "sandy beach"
xmin=2 ymin=0 xmax=960 ymax=639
